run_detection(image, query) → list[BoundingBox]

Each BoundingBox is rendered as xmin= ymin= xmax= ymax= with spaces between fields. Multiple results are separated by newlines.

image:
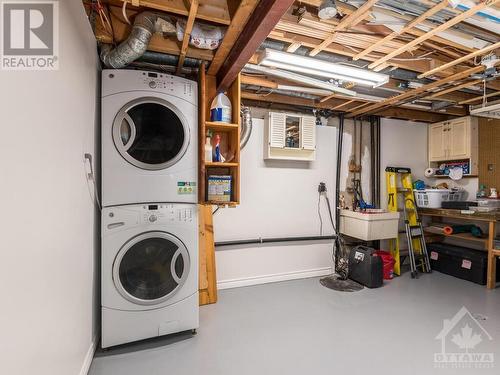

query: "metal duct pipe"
xmin=240 ymin=106 xmax=253 ymax=150
xmin=137 ymin=51 xmax=201 ymax=68
xmin=242 ymin=84 xmax=321 ymax=100
xmin=101 ymin=11 xmax=159 ymax=68
xmin=215 ymin=235 xmax=336 ymax=247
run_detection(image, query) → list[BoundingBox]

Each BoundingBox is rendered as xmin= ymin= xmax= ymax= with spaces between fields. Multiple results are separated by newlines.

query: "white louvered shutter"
xmin=269 ymin=112 xmax=286 ymax=148
xmin=301 ymin=116 xmax=316 ymax=150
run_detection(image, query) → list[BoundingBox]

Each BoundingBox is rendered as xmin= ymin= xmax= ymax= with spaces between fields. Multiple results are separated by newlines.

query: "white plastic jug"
xmin=210 ymin=93 xmax=232 ymax=123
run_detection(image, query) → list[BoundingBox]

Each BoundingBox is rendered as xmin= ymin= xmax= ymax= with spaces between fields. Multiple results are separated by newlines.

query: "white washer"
xmin=101 ymin=203 xmax=198 ymax=348
xmin=102 ymin=69 xmax=198 ymax=207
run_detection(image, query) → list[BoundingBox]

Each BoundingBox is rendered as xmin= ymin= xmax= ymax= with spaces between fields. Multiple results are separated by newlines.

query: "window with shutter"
xmin=269 ymin=112 xmax=286 ymax=148
xmin=301 ymin=116 xmax=316 ymax=150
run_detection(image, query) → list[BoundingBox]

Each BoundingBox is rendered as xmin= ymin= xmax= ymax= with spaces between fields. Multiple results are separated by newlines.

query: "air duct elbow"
xmin=100 ymin=11 xmax=158 ymax=68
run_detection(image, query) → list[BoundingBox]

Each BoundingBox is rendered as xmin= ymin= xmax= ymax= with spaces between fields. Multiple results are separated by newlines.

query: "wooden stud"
xmin=418 ymin=41 xmax=500 ymax=79
xmin=286 ymin=42 xmax=302 ymax=53
xmin=309 ymin=0 xmax=379 ymax=57
xmin=353 ymin=0 xmax=448 ymax=61
xmin=177 ymin=0 xmax=199 ymax=75
xmin=332 ymin=100 xmax=356 ymax=110
xmin=368 ymin=0 xmax=500 ymax=70
xmin=207 ymin=0 xmax=260 ymax=75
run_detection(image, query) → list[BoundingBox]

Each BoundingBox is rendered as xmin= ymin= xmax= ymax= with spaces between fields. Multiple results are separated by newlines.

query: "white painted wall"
xmin=213 ymin=116 xmax=336 ymax=289
xmin=0 ymin=2 xmax=99 ymax=375
xmin=380 ymin=118 xmax=430 ymax=208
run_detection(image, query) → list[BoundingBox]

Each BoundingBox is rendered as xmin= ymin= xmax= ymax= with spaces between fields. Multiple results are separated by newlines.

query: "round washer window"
xmin=112 ymin=98 xmax=190 ymax=170
xmin=113 ymin=232 xmax=190 ymax=305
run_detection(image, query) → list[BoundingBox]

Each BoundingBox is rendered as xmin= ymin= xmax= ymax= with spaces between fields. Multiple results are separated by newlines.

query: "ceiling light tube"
xmin=245 ymin=64 xmax=357 ymax=97
xmin=258 ymin=49 xmax=390 ymax=88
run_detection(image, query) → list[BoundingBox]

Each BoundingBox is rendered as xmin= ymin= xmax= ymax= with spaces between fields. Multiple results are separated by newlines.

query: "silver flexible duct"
xmin=100 ymin=11 xmax=159 ymax=68
xmin=240 ymin=106 xmax=253 ymax=150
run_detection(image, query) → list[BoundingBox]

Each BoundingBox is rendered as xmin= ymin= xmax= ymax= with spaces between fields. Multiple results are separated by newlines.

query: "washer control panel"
xmin=141 ymin=204 xmax=194 ymax=224
xmin=139 ymin=71 xmax=194 ymax=98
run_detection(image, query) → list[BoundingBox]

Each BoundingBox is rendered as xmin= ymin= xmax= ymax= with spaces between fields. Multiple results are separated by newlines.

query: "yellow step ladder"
xmin=385 ymin=167 xmax=431 ymax=277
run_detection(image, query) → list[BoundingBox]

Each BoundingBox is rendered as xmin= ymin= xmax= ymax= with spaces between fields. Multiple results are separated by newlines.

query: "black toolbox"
xmin=348 ymin=246 xmax=383 ymax=288
xmin=427 ymin=243 xmax=500 ymax=285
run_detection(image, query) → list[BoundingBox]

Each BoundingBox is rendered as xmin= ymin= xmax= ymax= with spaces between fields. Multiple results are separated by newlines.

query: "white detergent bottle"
xmin=204 ymin=137 xmax=213 ymax=162
xmin=210 ymin=93 xmax=232 ymax=123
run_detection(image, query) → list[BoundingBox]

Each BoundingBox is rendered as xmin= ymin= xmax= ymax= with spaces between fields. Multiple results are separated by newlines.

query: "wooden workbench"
xmin=418 ymin=208 xmax=500 ymax=289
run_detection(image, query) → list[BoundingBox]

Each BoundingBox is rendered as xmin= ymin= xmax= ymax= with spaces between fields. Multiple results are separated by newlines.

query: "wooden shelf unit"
xmin=198 ymin=62 xmax=241 ymax=206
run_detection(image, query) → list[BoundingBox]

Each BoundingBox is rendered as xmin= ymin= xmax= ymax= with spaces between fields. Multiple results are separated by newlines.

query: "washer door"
xmin=112 ymin=97 xmax=190 ymax=170
xmin=113 ymin=231 xmax=190 ymax=306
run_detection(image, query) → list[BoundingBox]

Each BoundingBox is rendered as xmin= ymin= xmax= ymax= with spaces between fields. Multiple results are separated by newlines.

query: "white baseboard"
xmin=217 ymin=267 xmax=332 ymax=290
xmin=79 ymin=334 xmax=98 ymax=375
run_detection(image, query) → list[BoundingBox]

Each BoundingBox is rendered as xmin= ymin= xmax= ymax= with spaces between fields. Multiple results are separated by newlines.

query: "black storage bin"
xmin=441 ymin=201 xmax=478 ymax=210
xmin=348 ymin=246 xmax=383 ymax=288
xmin=427 ymin=243 xmax=500 ymax=285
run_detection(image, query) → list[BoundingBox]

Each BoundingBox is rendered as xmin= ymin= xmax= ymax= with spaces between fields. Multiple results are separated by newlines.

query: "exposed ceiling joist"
xmin=368 ymin=0 xmax=500 ymax=70
xmin=216 ymin=0 xmax=295 ymax=92
xmin=419 ymin=41 xmax=500 ymax=79
xmin=459 ymin=91 xmax=500 ymax=105
xmin=348 ymin=65 xmax=485 ymax=117
xmin=176 ymin=0 xmax=199 ymax=75
xmin=241 ymin=91 xmax=452 ymax=122
xmin=309 ymin=0 xmax=379 ymax=57
xmin=353 ymin=0 xmax=449 ymax=61
xmin=425 ymin=79 xmax=483 ymax=99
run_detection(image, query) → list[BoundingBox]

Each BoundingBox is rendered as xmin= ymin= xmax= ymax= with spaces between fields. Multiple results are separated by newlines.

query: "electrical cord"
xmin=318 ymin=193 xmax=323 ymax=235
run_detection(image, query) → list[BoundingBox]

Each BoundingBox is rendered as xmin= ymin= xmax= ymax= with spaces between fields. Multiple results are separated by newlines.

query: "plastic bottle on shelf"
xmin=476 ymin=184 xmax=487 ymax=199
xmin=213 ymin=134 xmax=225 ymax=162
xmin=210 ymin=93 xmax=232 ymax=123
xmin=204 ymin=136 xmax=213 ymax=162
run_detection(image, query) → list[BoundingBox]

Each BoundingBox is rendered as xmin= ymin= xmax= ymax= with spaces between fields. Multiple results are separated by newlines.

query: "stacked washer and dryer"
xmin=101 ymin=69 xmax=199 ymax=348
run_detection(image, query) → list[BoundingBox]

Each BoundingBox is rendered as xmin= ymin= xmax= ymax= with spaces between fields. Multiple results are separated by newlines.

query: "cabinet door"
xmin=449 ymin=118 xmax=470 ymax=159
xmin=429 ymin=123 xmax=446 ymax=161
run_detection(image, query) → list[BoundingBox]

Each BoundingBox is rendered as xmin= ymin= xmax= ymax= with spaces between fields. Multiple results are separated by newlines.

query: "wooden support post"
xmin=199 ymin=204 xmax=218 ymax=305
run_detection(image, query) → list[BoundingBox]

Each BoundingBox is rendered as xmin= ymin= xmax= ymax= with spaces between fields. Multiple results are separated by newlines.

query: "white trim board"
xmin=79 ymin=334 xmax=98 ymax=375
xmin=217 ymin=267 xmax=332 ymax=290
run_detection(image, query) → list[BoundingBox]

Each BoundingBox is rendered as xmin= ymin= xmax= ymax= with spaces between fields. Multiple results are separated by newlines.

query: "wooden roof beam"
xmin=353 ymin=0 xmax=448 ymax=61
xmin=309 ymin=0 xmax=379 ymax=57
xmin=368 ymin=0 xmax=500 ymax=70
xmin=216 ymin=0 xmax=295 ymax=93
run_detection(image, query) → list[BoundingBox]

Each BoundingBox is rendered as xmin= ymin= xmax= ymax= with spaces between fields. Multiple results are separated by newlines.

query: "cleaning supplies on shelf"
xmin=210 ymin=93 xmax=232 ymax=123
xmin=204 ymin=136 xmax=213 ymax=162
xmin=213 ymin=134 xmax=225 ymax=162
xmin=476 ymin=184 xmax=488 ymax=198
xmin=208 ymin=175 xmax=232 ymax=202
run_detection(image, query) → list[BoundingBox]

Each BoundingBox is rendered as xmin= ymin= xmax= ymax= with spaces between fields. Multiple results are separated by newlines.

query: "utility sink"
xmin=339 ymin=209 xmax=400 ymax=241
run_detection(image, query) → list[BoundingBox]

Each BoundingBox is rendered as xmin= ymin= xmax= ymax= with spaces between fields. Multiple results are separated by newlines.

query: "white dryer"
xmin=101 ymin=69 xmax=198 ymax=207
xmin=101 ymin=203 xmax=198 ymax=348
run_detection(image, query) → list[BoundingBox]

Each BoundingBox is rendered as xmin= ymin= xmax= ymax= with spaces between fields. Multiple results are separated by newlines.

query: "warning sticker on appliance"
xmin=461 ymin=259 xmax=472 ymax=270
xmin=430 ymin=251 xmax=439 ymax=260
xmin=177 ymin=182 xmax=196 ymax=195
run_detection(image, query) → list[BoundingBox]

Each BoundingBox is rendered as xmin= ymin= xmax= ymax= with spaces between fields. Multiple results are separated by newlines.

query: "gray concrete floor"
xmin=90 ymin=272 xmax=500 ymax=375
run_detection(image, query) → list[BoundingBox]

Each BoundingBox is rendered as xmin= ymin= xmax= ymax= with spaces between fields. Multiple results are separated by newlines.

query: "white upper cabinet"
xmin=428 ymin=116 xmax=477 ymax=162
xmin=264 ymin=112 xmax=317 ymax=161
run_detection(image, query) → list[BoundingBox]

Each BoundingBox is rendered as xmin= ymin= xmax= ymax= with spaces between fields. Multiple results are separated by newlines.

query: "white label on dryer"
xmin=177 ymin=181 xmax=196 ymax=195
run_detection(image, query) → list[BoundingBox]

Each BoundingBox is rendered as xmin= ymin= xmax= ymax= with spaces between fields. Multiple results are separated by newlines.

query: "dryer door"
xmin=112 ymin=97 xmax=190 ymax=170
xmin=113 ymin=231 xmax=190 ymax=306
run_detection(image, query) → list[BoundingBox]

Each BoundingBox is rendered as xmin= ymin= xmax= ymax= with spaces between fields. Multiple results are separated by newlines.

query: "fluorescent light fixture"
xmin=245 ymin=63 xmax=357 ymax=97
xmin=258 ymin=49 xmax=390 ymax=88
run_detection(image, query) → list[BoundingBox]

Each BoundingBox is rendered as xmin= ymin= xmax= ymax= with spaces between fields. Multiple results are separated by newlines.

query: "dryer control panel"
xmin=141 ymin=204 xmax=194 ymax=224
